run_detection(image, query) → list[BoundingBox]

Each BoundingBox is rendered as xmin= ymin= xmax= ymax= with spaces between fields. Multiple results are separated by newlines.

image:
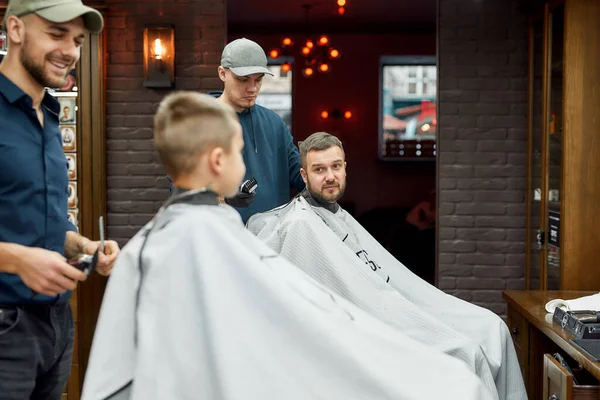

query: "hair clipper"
xmin=68 ymin=216 xmax=104 ymax=276
xmin=240 ymin=177 xmax=258 ymax=194
xmin=68 ymin=252 xmax=98 ymax=276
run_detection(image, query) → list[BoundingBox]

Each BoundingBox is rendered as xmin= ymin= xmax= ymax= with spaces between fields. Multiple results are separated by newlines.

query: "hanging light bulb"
xmin=337 ymin=0 xmax=346 ymax=15
xmin=328 ymin=48 xmax=340 ymax=59
xmin=301 ymin=46 xmax=311 ymax=56
xmin=281 ymin=63 xmax=292 ymax=73
xmin=321 ymin=110 xmax=329 ymax=119
xmin=319 ymin=63 xmax=330 ymax=73
xmin=282 ymin=37 xmax=293 ymax=46
xmin=269 ymin=49 xmax=280 ymax=58
xmin=318 ymin=35 xmax=329 ymax=46
xmin=303 ymin=67 xmax=314 ymax=77
xmin=344 ymin=111 xmax=353 ymax=119
xmin=305 ymin=39 xmax=314 ymax=49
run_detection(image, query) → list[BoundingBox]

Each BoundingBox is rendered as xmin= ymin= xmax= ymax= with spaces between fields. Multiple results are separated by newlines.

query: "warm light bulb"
xmin=318 ymin=35 xmax=329 ymax=46
xmin=305 ymin=40 xmax=314 ymax=49
xmin=337 ymin=0 xmax=346 ymax=6
xmin=319 ymin=63 xmax=330 ymax=72
xmin=153 ymin=38 xmax=164 ymax=60
xmin=329 ymin=48 xmax=340 ymax=59
xmin=303 ymin=67 xmax=314 ymax=77
xmin=301 ymin=46 xmax=311 ymax=55
xmin=344 ymin=111 xmax=352 ymax=119
xmin=269 ymin=49 xmax=280 ymax=58
xmin=281 ymin=63 xmax=292 ymax=72
xmin=337 ymin=6 xmax=345 ymax=15
xmin=282 ymin=37 xmax=293 ymax=46
xmin=321 ymin=110 xmax=329 ymax=119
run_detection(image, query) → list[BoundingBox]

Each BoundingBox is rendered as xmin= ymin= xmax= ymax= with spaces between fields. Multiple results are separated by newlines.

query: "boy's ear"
xmin=208 ymin=147 xmax=225 ymax=175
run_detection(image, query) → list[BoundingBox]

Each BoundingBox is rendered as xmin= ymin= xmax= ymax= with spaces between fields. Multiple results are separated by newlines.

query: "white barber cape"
xmin=247 ymin=194 xmax=527 ymax=400
xmin=81 ymin=193 xmax=493 ymax=400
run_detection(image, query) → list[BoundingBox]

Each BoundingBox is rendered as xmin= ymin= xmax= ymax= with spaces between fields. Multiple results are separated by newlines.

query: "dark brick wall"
xmin=105 ymin=0 xmax=226 ymax=245
xmin=437 ymin=0 xmax=529 ymax=316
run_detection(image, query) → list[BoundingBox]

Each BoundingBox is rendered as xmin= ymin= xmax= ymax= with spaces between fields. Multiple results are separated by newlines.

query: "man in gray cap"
xmin=214 ymin=38 xmax=305 ymax=223
xmin=0 ymin=1 xmax=119 ymax=399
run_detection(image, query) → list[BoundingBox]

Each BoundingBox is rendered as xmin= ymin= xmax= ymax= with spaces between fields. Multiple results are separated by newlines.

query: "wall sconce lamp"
xmin=320 ymin=109 xmax=353 ymax=120
xmin=143 ymin=26 xmax=175 ymax=88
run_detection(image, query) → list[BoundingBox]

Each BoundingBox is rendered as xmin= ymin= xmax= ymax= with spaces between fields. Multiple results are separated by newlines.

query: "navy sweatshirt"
xmin=185 ymin=92 xmax=305 ymax=222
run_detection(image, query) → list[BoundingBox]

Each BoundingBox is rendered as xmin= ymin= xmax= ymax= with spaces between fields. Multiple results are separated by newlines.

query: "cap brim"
xmin=36 ymin=4 xmax=104 ymax=34
xmin=229 ymin=66 xmax=274 ymax=77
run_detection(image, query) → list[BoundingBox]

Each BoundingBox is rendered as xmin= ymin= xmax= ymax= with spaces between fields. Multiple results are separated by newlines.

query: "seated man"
xmin=81 ymin=94 xmax=493 ymax=400
xmin=247 ymin=132 xmax=527 ymax=400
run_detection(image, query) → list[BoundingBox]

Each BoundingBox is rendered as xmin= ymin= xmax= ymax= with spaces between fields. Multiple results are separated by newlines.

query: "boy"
xmin=82 ymin=93 xmax=493 ymax=400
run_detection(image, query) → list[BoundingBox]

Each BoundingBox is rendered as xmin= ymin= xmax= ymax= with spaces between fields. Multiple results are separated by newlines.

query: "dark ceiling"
xmin=226 ymin=0 xmax=437 ymax=34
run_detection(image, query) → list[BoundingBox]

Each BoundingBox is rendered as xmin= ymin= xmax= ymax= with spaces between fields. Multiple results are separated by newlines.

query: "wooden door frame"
xmin=76 ymin=25 xmax=107 ymax=395
xmin=526 ymin=4 xmax=551 ymax=290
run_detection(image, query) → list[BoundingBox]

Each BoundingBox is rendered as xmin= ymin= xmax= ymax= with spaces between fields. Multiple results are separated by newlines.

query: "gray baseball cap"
xmin=220 ymin=38 xmax=274 ymax=77
xmin=3 ymin=0 xmax=104 ymax=34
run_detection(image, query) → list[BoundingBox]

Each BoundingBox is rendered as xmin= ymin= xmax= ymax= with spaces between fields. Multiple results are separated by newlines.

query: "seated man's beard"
xmin=308 ymin=179 xmax=345 ymax=204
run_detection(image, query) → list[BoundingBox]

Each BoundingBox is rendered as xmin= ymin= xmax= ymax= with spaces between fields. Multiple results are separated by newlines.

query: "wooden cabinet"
xmin=508 ymin=305 xmax=530 ymax=385
xmin=525 ymin=0 xmax=600 ymax=291
xmin=504 ymin=291 xmax=600 ymax=400
xmin=544 ymin=354 xmax=599 ymax=400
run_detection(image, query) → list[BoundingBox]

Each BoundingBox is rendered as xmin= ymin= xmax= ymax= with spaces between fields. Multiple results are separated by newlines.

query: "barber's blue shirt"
xmin=0 ymin=73 xmax=77 ymax=305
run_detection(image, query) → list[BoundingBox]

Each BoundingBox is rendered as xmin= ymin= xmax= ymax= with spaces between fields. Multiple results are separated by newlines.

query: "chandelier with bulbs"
xmin=269 ymin=35 xmax=341 ymax=77
xmin=268 ymin=3 xmax=345 ymax=77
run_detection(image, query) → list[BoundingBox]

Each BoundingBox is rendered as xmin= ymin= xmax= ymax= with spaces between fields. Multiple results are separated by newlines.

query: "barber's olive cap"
xmin=3 ymin=0 xmax=104 ymax=34
xmin=221 ymin=38 xmax=274 ymax=77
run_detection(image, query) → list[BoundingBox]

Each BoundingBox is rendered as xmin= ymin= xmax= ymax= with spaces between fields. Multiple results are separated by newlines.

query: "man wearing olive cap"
xmin=214 ymin=38 xmax=305 ymax=222
xmin=0 ymin=1 xmax=120 ymax=399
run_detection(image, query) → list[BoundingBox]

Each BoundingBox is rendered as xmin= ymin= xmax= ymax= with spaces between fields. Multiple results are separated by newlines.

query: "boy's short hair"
xmin=154 ymin=91 xmax=238 ymax=178
xmin=298 ymin=131 xmax=345 ymax=169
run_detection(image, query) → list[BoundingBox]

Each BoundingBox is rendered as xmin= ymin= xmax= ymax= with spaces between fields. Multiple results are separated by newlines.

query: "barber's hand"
xmin=224 ymin=190 xmax=256 ymax=208
xmin=16 ymin=247 xmax=87 ymax=297
xmin=82 ymin=240 xmax=120 ymax=276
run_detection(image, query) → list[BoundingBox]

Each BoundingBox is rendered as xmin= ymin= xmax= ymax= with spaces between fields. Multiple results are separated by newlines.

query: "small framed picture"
xmin=66 ymin=153 xmax=77 ymax=180
xmin=68 ymin=209 xmax=79 ymax=229
xmin=68 ymin=181 xmax=78 ymax=208
xmin=58 ymin=97 xmax=76 ymax=123
xmin=60 ymin=125 xmax=76 ymax=151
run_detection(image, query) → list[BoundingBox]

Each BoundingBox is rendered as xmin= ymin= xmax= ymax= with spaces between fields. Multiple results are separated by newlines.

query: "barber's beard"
xmin=20 ymin=37 xmax=70 ymax=89
xmin=233 ymin=95 xmax=256 ymax=111
xmin=307 ymin=177 xmax=346 ymax=204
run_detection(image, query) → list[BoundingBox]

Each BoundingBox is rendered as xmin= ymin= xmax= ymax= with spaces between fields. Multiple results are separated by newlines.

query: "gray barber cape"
xmin=81 ymin=201 xmax=493 ymax=400
xmin=247 ymin=196 xmax=527 ymax=400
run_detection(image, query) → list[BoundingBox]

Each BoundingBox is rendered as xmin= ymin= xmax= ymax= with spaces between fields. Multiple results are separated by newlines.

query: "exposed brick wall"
xmin=437 ymin=0 xmax=529 ymax=316
xmin=105 ymin=0 xmax=226 ymax=246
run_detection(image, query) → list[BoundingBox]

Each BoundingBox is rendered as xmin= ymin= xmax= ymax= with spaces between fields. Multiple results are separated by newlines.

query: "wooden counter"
xmin=504 ymin=290 xmax=600 ymax=399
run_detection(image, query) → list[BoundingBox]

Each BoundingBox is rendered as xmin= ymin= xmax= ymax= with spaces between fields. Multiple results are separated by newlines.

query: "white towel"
xmin=545 ymin=293 xmax=600 ymax=313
